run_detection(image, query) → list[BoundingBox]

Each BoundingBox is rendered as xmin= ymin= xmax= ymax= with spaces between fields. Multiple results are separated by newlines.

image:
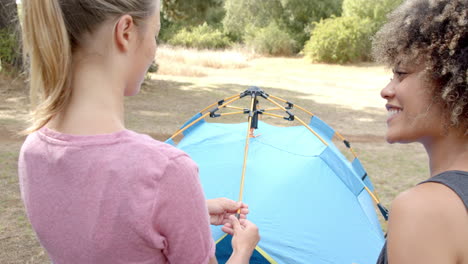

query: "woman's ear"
xmin=114 ymin=15 xmax=135 ymax=52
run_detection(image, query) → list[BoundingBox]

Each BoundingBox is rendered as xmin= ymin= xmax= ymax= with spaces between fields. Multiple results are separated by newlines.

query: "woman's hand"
xmin=225 ymin=215 xmax=260 ymax=263
xmin=206 ymin=198 xmax=249 ymax=226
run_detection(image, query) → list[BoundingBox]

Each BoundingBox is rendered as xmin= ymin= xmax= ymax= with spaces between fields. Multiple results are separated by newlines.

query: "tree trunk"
xmin=0 ymin=0 xmax=22 ymax=72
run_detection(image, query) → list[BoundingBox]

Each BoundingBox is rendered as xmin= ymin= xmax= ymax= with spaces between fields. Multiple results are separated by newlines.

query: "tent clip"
xmin=210 ymin=107 xmax=221 ymax=118
xmin=240 ymin=86 xmax=269 ymax=99
xmin=378 ymin=204 xmax=389 ymax=221
xmin=344 ymin=140 xmax=351 ymax=148
xmin=286 ymin=102 xmax=294 ymax=110
xmin=362 ymin=173 xmax=368 ymax=181
xmin=284 ymin=110 xmax=295 ymax=121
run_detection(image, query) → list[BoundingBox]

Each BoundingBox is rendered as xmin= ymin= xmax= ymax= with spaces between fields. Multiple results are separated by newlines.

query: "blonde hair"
xmin=21 ymin=0 xmax=157 ymax=134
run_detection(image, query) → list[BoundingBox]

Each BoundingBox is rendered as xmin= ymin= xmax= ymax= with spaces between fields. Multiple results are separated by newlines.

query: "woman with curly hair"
xmin=372 ymin=0 xmax=468 ymax=263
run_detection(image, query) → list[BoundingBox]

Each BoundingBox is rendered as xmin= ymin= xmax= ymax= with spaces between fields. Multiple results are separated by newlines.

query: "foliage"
xmin=160 ymin=0 xmax=403 ymax=59
xmin=222 ymin=0 xmax=344 ymax=50
xmin=204 ymin=4 xmax=226 ymax=26
xmin=0 ymin=29 xmax=17 ymax=72
xmin=244 ymin=22 xmax=297 ymax=56
xmin=280 ymin=0 xmax=343 ymax=47
xmin=168 ymin=23 xmax=232 ymax=50
xmin=304 ymin=16 xmax=376 ymax=63
xmin=301 ymin=0 xmax=404 ymax=64
xmin=161 ymin=0 xmax=224 ymax=24
xmin=222 ymin=0 xmax=283 ymax=40
xmin=342 ymin=0 xmax=404 ymax=25
xmin=0 ymin=0 xmax=22 ymax=73
xmin=158 ymin=13 xmax=184 ymax=43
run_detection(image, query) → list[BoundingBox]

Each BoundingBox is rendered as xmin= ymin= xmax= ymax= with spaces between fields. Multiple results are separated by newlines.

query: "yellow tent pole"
xmin=265 ymin=97 xmax=328 ymax=146
xmin=267 ymin=96 xmax=384 ymax=216
xmin=334 ymin=131 xmax=358 ymax=158
xmin=269 ymin=95 xmax=314 ymax=116
xmin=364 ymin=186 xmax=381 ymax=205
xmin=169 ymin=95 xmax=242 ymax=140
xmin=237 ymin=96 xmax=256 ymax=217
xmin=169 ymin=112 xmax=212 ymax=140
xmin=262 ymin=112 xmax=286 ymax=119
xmin=262 ymin=107 xmax=283 ymax=112
xmin=199 ymin=94 xmax=240 ymax=113
xmin=295 ymin=118 xmax=329 ymax=146
xmin=218 ymin=111 xmax=246 ymax=116
xmin=268 ymin=95 xmax=359 ymax=156
xmin=225 ymin=105 xmax=245 ymax=111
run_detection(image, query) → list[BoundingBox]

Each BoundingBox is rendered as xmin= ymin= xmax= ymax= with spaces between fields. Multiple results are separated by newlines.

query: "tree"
xmin=223 ymin=0 xmax=343 ymax=47
xmin=342 ymin=0 xmax=404 ymax=25
xmin=280 ymin=0 xmax=343 ymax=46
xmin=0 ymin=0 xmax=22 ymax=72
xmin=223 ymin=0 xmax=283 ymax=40
xmin=161 ymin=0 xmax=224 ymax=25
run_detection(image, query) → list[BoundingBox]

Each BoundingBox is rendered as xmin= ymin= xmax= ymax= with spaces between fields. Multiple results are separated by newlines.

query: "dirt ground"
xmin=0 ymin=53 xmax=429 ymax=263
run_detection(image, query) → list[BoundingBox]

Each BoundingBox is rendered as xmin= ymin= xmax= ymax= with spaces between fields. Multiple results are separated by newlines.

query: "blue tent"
xmin=167 ymin=87 xmax=386 ymax=264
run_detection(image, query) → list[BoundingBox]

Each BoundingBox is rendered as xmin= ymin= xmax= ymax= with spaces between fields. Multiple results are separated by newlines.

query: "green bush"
xmin=0 ymin=29 xmax=17 ymax=71
xmin=158 ymin=14 xmax=184 ymax=43
xmin=168 ymin=23 xmax=232 ymax=50
xmin=304 ymin=16 xmax=376 ymax=63
xmin=342 ymin=0 xmax=404 ymax=25
xmin=204 ymin=5 xmax=226 ymax=26
xmin=280 ymin=0 xmax=343 ymax=47
xmin=161 ymin=0 xmax=223 ymax=25
xmin=245 ymin=22 xmax=297 ymax=56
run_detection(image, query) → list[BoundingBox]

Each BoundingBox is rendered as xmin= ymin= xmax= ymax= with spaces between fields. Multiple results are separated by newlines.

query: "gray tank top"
xmin=376 ymin=170 xmax=468 ymax=264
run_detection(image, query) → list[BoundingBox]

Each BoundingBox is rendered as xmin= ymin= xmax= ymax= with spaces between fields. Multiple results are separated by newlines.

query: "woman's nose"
xmin=381 ymin=80 xmax=396 ymax=100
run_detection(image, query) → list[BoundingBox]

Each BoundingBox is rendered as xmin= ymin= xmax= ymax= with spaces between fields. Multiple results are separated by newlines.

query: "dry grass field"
xmin=0 ymin=46 xmax=429 ymax=263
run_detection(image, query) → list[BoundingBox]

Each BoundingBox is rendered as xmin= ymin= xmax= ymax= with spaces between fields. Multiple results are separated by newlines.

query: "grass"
xmin=1 ymin=47 xmax=430 ymax=263
xmin=0 ymin=141 xmax=49 ymax=264
xmin=155 ymin=45 xmax=257 ymax=77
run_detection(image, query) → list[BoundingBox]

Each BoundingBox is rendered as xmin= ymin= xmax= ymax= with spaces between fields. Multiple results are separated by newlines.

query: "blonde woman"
xmin=18 ymin=1 xmax=259 ymax=263
xmin=372 ymin=0 xmax=468 ymax=263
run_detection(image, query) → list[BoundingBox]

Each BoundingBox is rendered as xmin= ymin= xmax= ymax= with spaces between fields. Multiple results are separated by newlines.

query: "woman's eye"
xmin=392 ymin=69 xmax=409 ymax=80
xmin=395 ymin=71 xmax=408 ymax=76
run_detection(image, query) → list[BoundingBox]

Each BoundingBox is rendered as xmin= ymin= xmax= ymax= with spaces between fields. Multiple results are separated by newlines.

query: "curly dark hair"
xmin=372 ymin=0 xmax=468 ymax=135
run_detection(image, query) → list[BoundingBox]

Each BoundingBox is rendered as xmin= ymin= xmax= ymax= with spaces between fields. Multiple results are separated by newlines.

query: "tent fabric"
xmin=216 ymin=235 xmax=275 ymax=264
xmin=168 ymin=115 xmax=385 ymax=264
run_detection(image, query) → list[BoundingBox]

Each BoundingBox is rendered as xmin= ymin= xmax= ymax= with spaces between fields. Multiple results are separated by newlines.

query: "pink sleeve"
xmin=152 ymin=154 xmax=215 ymax=263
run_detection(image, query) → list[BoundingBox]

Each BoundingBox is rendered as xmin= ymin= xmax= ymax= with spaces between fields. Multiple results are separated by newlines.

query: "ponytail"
xmin=21 ymin=0 xmax=157 ymax=134
xmin=22 ymin=0 xmax=72 ymax=134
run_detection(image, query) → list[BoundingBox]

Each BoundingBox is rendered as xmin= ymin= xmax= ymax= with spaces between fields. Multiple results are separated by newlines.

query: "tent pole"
xmin=269 ymin=95 xmax=315 ymax=116
xmin=199 ymin=94 xmax=241 ymax=113
xmin=265 ymin=97 xmax=329 ymax=146
xmin=269 ymin=95 xmax=360 ymax=159
xmin=217 ymin=111 xmax=246 ymax=117
xmin=236 ymin=95 xmax=257 ymax=218
xmin=169 ymin=95 xmax=242 ymax=140
xmin=225 ymin=105 xmax=245 ymax=111
xmin=266 ymin=95 xmax=387 ymax=220
xmin=262 ymin=112 xmax=285 ymax=119
xmin=334 ymin=131 xmax=358 ymax=158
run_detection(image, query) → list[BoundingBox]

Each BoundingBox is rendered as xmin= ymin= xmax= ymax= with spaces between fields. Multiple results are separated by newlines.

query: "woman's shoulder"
xmin=388 ymin=179 xmax=468 ymax=263
xmin=392 ymin=182 xmax=465 ymax=219
xmin=389 ymin=181 xmax=467 ymax=242
xmin=124 ymin=130 xmax=189 ymax=160
xmin=123 ymin=130 xmax=197 ymax=177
